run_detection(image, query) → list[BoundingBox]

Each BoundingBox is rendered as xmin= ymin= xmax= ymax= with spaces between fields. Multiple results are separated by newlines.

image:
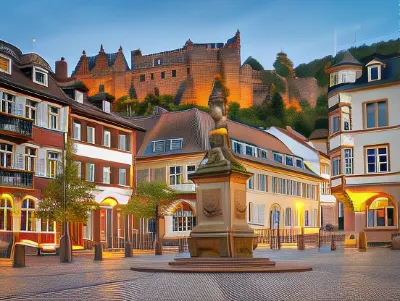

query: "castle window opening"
xmin=150 ymin=73 xmax=154 ymax=80
xmin=172 ymin=70 xmax=176 ymax=77
xmin=187 ymin=68 xmax=190 ymax=75
xmin=161 ymin=71 xmax=165 ymax=79
xmin=140 ymin=74 xmax=145 ymax=82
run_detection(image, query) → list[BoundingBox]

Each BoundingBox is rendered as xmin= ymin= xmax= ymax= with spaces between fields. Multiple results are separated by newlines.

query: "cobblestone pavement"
xmin=1 ymin=246 xmax=400 ymax=301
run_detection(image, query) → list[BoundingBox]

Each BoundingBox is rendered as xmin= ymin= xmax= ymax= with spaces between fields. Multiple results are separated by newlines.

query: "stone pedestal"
xmin=13 ymin=244 xmax=25 ymax=268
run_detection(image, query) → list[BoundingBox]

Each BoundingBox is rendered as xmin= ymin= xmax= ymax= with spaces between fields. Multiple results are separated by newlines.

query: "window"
xmin=169 ymin=166 xmax=182 ymax=185
xmin=232 ymin=141 xmax=242 ymax=154
xmin=332 ymin=156 xmax=340 ymax=176
xmin=331 ymin=116 xmax=339 ymax=133
xmin=273 ymin=152 xmax=283 ymax=164
xmin=1 ymin=92 xmax=15 ymax=114
xmin=187 ymin=67 xmax=190 ymax=74
xmin=258 ymin=148 xmax=267 ymax=159
xmin=25 ymin=100 xmax=37 ymax=122
xmin=284 ymin=208 xmax=292 ymax=227
xmin=83 ymin=211 xmax=92 ymax=240
xmin=286 ymin=156 xmax=293 ymax=166
xmin=305 ymin=210 xmax=310 ymax=226
xmin=103 ymin=167 xmax=111 ymax=184
xmin=257 ymin=174 xmax=267 ymax=192
xmin=366 ymin=146 xmax=388 ymax=173
xmin=0 ymin=143 xmax=13 ymax=168
xmin=0 ymin=54 xmax=11 ymax=74
xmin=295 ymin=159 xmax=303 ymax=169
xmin=153 ymin=140 xmax=165 ymax=153
xmin=248 ymin=202 xmax=265 ymax=225
xmin=154 ymin=58 xmax=162 ymax=66
xmin=140 ymin=74 xmax=145 ymax=82
xmin=41 ymin=219 xmax=54 ymax=232
xmin=33 ymin=67 xmax=48 ymax=87
xmin=368 ymin=66 xmax=381 ymax=82
xmin=48 ymin=106 xmax=59 ymax=130
xmin=321 ymin=181 xmax=331 ymax=195
xmin=137 ymin=169 xmax=149 ymax=183
xmin=367 ymin=198 xmax=395 ymax=227
xmin=245 ymin=145 xmax=254 ymax=156
xmin=47 ymin=152 xmax=59 ymax=178
xmin=119 ymin=134 xmax=127 ymax=151
xmin=73 ymin=121 xmax=81 ymax=140
xmin=344 ymin=148 xmax=353 ymax=175
xmin=119 ymin=168 xmax=126 ymax=186
xmin=330 ymin=73 xmax=338 ymax=87
xmin=186 ymin=165 xmax=196 ymax=182
xmin=0 ymin=197 xmax=13 ymax=231
xmin=150 ymin=73 xmax=154 ymax=80
xmin=87 ymin=163 xmax=95 ymax=182
xmin=172 ymin=70 xmax=176 ymax=77
xmin=25 ymin=147 xmax=37 ymax=172
xmin=87 ymin=126 xmax=95 ymax=144
xmin=170 ymin=139 xmax=183 ymax=151
xmin=247 ymin=175 xmax=254 ymax=190
xmin=21 ymin=199 xmax=35 ymax=231
xmin=173 ymin=204 xmax=196 ymax=232
xmin=102 ymin=101 xmax=111 ymax=113
xmin=99 ymin=84 xmax=105 ymax=93
xmin=365 ymin=101 xmax=387 ymax=128
xmin=161 ymin=71 xmax=165 ymax=79
xmin=103 ymin=130 xmax=111 ymax=147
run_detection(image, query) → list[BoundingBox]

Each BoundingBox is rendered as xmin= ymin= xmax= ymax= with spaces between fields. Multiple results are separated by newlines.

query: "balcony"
xmin=169 ymin=183 xmax=196 ymax=192
xmin=0 ymin=113 xmax=33 ymax=140
xmin=0 ymin=168 xmax=34 ymax=189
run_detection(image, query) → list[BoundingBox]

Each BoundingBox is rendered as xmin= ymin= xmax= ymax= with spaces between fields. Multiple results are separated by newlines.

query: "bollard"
xmin=94 ymin=243 xmax=103 ymax=261
xmin=330 ymin=235 xmax=336 ymax=251
xmin=124 ymin=241 xmax=132 ymax=257
xmin=13 ymin=244 xmax=25 ymax=268
xmin=297 ymin=235 xmax=305 ymax=251
xmin=358 ymin=231 xmax=367 ymax=252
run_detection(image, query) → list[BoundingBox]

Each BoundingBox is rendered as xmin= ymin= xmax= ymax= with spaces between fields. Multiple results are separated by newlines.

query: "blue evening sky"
xmin=1 ymin=0 xmax=399 ymax=75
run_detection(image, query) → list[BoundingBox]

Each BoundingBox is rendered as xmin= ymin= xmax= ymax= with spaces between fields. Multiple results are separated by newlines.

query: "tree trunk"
xmin=154 ymin=205 xmax=162 ymax=255
xmin=59 ymin=221 xmax=72 ymax=263
xmin=124 ymin=214 xmax=132 ymax=257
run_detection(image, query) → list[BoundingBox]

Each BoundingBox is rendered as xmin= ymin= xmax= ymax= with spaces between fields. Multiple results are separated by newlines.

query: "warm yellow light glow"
xmin=346 ymin=191 xmax=379 ymax=212
xmin=100 ymin=198 xmax=118 ymax=207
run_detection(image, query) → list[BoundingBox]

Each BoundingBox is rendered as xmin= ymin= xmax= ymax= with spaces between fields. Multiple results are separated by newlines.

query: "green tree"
xmin=270 ymin=92 xmax=286 ymax=122
xmin=243 ymin=56 xmax=264 ymax=71
xmin=292 ymin=113 xmax=313 ymax=137
xmin=227 ymin=102 xmax=241 ymax=121
xmin=129 ymin=84 xmax=137 ymax=99
xmin=123 ymin=181 xmax=178 ymax=255
xmin=273 ymin=52 xmax=295 ymax=78
xmin=36 ymin=139 xmax=97 ymax=262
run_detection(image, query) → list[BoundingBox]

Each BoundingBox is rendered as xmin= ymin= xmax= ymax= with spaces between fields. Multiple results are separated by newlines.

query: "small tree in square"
xmin=36 ymin=139 xmax=97 ymax=262
xmin=123 ymin=181 xmax=179 ymax=255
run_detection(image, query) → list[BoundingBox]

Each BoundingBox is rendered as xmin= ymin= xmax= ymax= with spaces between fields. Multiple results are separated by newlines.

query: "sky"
xmin=1 ymin=0 xmax=399 ymax=75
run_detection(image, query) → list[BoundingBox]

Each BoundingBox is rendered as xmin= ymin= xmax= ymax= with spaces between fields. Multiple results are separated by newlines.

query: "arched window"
xmin=21 ymin=199 xmax=35 ymax=231
xmin=0 ymin=197 xmax=13 ymax=231
xmin=367 ymin=198 xmax=395 ymax=227
xmin=173 ymin=202 xmax=196 ymax=232
xmin=284 ymin=208 xmax=292 ymax=227
xmin=304 ymin=210 xmax=309 ymax=226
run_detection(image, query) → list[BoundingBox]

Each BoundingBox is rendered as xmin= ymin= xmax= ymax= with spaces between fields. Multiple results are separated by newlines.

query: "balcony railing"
xmin=169 ymin=183 xmax=196 ymax=192
xmin=0 ymin=113 xmax=33 ymax=138
xmin=0 ymin=168 xmax=33 ymax=189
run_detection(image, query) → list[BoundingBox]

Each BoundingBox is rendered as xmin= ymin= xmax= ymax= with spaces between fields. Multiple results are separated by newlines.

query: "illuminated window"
xmin=41 ymin=219 xmax=55 ymax=232
xmin=367 ymin=198 xmax=395 ymax=227
xmin=25 ymin=147 xmax=37 ymax=172
xmin=0 ymin=197 xmax=12 ymax=231
xmin=21 ymin=199 xmax=35 ymax=231
xmin=0 ymin=54 xmax=11 ymax=74
xmin=47 ymin=152 xmax=60 ymax=178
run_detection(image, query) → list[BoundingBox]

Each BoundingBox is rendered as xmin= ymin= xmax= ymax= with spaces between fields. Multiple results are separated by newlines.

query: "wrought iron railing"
xmin=0 ymin=168 xmax=33 ymax=188
xmin=0 ymin=113 xmax=33 ymax=138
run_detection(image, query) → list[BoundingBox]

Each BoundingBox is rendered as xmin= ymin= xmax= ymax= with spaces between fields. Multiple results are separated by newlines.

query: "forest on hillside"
xmin=114 ymin=38 xmax=400 ymax=138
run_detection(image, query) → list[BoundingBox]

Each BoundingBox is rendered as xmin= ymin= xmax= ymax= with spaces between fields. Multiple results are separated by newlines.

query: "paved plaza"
xmin=0 ymin=247 xmax=400 ymax=300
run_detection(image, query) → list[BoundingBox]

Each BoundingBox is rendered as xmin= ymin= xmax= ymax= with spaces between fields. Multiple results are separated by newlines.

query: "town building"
xmin=0 ymin=40 xmax=69 ymax=253
xmin=266 ymin=126 xmax=337 ymax=229
xmin=71 ymin=31 xmax=321 ymax=108
xmin=131 ymin=106 xmax=323 ymax=244
xmin=326 ymin=51 xmax=400 ymax=243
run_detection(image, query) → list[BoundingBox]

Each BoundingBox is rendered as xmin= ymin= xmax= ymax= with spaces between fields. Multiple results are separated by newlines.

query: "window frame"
xmin=25 ymin=100 xmax=38 ymax=123
xmin=102 ymin=101 xmax=111 ymax=113
xmin=247 ymin=175 xmax=254 ymax=190
xmin=343 ymin=148 xmax=354 ymax=175
xmin=273 ymin=152 xmax=283 ymax=164
xmin=33 ymin=66 xmax=48 ymax=87
xmin=103 ymin=129 xmax=111 ymax=147
xmin=48 ymin=105 xmax=60 ymax=130
xmin=118 ymin=133 xmax=127 ymax=151
xmin=1 ymin=91 xmax=15 ymax=115
xmin=87 ymin=126 xmax=95 ymax=144
xmin=87 ymin=163 xmax=95 ymax=182
xmin=102 ymin=166 xmax=111 ymax=184
xmin=20 ymin=199 xmax=35 ymax=232
xmin=367 ymin=198 xmax=395 ymax=228
xmin=169 ymin=166 xmax=182 ymax=185
xmin=332 ymin=156 xmax=340 ymax=176
xmin=0 ymin=143 xmax=13 ymax=168
xmin=0 ymin=54 xmax=12 ymax=75
xmin=331 ymin=115 xmax=340 ymax=133
xmin=365 ymin=145 xmax=389 ymax=174
xmin=152 ymin=140 xmax=166 ymax=153
xmin=368 ymin=65 xmax=381 ymax=82
xmin=363 ymin=99 xmax=388 ymax=129
xmin=46 ymin=151 xmax=60 ymax=178
xmin=257 ymin=174 xmax=267 ymax=192
xmin=73 ymin=121 xmax=81 ymax=141
xmin=119 ymin=168 xmax=127 ymax=186
xmin=25 ymin=147 xmax=37 ymax=172
xmin=170 ymin=138 xmax=183 ymax=151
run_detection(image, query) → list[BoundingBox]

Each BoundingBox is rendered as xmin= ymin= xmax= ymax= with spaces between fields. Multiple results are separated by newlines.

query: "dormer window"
xmin=153 ymin=140 xmax=166 ymax=153
xmin=33 ymin=66 xmax=48 ymax=87
xmin=102 ymin=100 xmax=111 ymax=113
xmin=0 ymin=54 xmax=11 ymax=74
xmin=368 ymin=65 xmax=381 ymax=82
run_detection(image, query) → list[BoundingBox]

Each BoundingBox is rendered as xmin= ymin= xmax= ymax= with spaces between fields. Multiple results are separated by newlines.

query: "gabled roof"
xmin=329 ymin=53 xmax=400 ymax=94
xmin=308 ymin=128 xmax=328 ymax=140
xmin=71 ymin=50 xmax=130 ymax=76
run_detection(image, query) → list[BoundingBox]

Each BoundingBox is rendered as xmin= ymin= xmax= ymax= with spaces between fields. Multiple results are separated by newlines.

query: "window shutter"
xmin=14 ymin=96 xmax=25 ymax=116
xmin=14 ymin=152 xmax=25 ymax=170
xmin=36 ymin=148 xmax=46 ymax=176
xmin=258 ymin=205 xmax=265 ymax=225
xmin=38 ymin=102 xmax=48 ymax=128
xmin=60 ymin=107 xmax=68 ymax=132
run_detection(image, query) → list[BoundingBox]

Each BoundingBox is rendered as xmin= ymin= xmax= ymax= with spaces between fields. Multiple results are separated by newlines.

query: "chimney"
xmin=55 ymin=57 xmax=68 ymax=80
